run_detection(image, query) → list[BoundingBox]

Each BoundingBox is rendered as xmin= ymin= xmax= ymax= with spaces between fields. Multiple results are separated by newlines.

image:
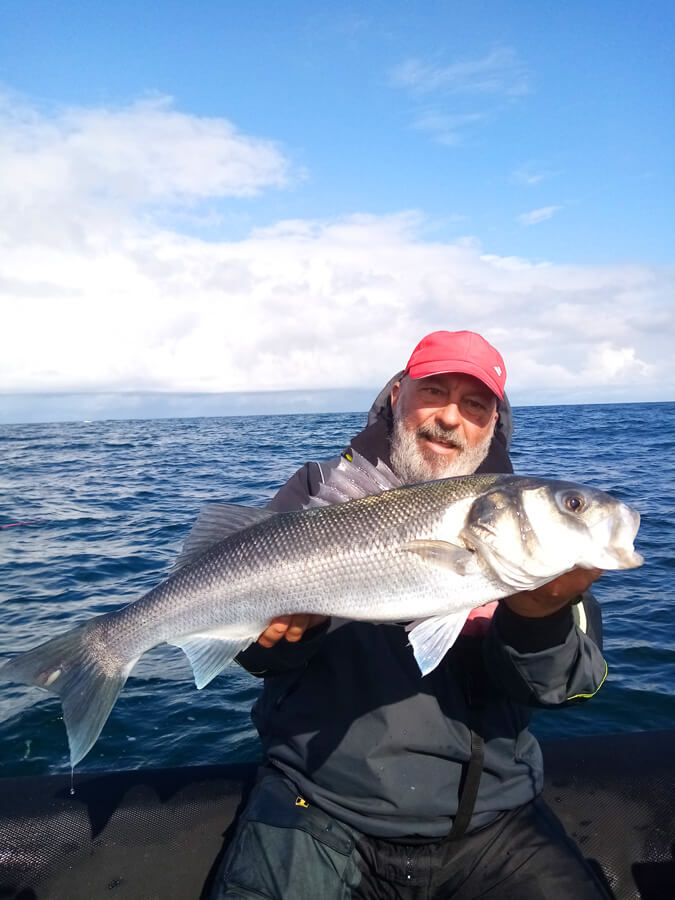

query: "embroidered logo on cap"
xmin=494 ymin=366 xmax=502 ymax=376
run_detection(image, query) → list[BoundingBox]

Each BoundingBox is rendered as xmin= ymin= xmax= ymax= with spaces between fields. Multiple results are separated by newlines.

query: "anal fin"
xmin=170 ymin=631 xmax=262 ymax=688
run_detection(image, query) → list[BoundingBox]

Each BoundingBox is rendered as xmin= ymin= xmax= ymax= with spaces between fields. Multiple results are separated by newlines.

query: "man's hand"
xmin=503 ymin=568 xmax=603 ymax=618
xmin=257 ymin=615 xmax=328 ymax=648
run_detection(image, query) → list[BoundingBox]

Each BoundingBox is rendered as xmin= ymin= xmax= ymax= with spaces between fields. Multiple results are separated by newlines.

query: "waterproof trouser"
xmin=210 ymin=769 xmax=612 ymax=900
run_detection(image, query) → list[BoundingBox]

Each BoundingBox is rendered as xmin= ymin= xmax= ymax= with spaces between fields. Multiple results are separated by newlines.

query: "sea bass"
xmin=1 ymin=453 xmax=642 ymax=766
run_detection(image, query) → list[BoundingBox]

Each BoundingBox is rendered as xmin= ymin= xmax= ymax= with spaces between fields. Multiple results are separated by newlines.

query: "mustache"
xmin=416 ymin=423 xmax=469 ymax=449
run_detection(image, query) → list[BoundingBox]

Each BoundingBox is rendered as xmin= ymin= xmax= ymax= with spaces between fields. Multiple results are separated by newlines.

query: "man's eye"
xmin=465 ymin=398 xmax=486 ymax=410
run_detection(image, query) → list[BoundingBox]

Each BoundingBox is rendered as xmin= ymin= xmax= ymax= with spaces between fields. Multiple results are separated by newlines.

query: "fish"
xmin=0 ymin=452 xmax=642 ymax=766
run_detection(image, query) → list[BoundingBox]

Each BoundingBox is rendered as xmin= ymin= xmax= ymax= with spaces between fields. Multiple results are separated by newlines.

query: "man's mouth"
xmin=418 ymin=432 xmax=462 ymax=454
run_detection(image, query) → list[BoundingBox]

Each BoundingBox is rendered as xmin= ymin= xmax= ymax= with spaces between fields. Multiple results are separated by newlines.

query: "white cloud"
xmin=511 ymin=164 xmax=558 ymax=186
xmin=390 ymin=47 xmax=529 ymax=98
xmin=589 ymin=344 xmax=653 ymax=381
xmin=0 ymin=92 xmax=673 ymax=409
xmin=389 ymin=47 xmax=529 ymax=146
xmin=517 ymin=205 xmax=563 ymax=226
xmin=412 ymin=110 xmax=487 ymax=146
xmin=0 ymin=91 xmax=291 ymax=229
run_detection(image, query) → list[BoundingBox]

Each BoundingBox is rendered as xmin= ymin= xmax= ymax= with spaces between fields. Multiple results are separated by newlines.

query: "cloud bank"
xmin=1 ymin=91 xmax=673 ymax=414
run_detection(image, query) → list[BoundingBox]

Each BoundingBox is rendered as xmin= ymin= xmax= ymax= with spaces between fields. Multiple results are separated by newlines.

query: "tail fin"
xmin=1 ymin=622 xmax=136 ymax=766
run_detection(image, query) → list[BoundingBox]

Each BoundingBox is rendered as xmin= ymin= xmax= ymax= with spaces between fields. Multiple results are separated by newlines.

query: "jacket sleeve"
xmin=266 ymin=462 xmax=319 ymax=512
xmin=483 ymin=592 xmax=607 ymax=707
xmin=235 ymin=460 xmax=333 ymax=677
xmin=234 ymin=618 xmax=331 ymax=677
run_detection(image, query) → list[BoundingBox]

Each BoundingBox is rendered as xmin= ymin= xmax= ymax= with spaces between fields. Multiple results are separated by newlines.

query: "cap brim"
xmin=407 ymin=359 xmax=504 ymax=399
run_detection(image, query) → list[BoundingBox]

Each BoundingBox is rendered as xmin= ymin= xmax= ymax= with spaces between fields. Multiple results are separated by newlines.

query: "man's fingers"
xmin=285 ymin=614 xmax=311 ymax=642
xmin=257 ymin=614 xmax=328 ymax=647
xmin=257 ymin=616 xmax=291 ymax=648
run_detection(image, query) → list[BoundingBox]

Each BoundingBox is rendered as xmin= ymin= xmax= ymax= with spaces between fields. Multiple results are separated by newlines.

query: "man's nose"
xmin=435 ymin=402 xmax=462 ymax=428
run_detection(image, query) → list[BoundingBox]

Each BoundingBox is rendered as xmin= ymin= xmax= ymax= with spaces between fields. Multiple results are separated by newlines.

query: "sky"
xmin=0 ymin=0 xmax=673 ymax=423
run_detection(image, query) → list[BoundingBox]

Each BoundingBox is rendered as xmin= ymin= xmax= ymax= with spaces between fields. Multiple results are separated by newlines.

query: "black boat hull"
xmin=1 ymin=731 xmax=674 ymax=900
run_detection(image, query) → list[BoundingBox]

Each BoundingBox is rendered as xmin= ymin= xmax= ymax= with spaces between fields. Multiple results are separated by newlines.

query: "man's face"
xmin=389 ymin=372 xmax=498 ymax=484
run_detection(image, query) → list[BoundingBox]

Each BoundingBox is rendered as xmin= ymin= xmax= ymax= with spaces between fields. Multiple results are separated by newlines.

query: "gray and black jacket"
xmin=236 ymin=390 xmax=607 ymax=839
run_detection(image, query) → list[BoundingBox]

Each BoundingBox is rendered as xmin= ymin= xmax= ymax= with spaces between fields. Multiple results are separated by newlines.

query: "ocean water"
xmin=0 ymin=403 xmax=673 ymax=779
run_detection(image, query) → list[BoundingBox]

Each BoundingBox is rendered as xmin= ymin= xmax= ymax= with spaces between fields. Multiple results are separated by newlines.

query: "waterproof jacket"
xmin=236 ymin=396 xmax=607 ymax=839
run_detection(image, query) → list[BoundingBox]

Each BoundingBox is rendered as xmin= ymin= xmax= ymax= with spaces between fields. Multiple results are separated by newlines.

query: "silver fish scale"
xmin=97 ymin=473 xmax=506 ymax=658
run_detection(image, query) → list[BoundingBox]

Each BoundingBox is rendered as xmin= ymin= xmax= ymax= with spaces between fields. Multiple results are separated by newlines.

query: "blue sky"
xmin=1 ymin=1 xmax=673 ymax=422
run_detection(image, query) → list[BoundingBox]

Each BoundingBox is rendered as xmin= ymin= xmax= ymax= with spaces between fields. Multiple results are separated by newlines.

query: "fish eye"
xmin=563 ymin=493 xmax=585 ymax=513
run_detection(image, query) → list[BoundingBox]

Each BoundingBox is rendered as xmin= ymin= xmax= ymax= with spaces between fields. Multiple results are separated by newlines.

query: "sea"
xmin=0 ymin=403 xmax=673 ymax=779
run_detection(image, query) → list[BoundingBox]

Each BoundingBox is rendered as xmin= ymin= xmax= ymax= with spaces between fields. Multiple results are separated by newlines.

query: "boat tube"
xmin=1 ymin=730 xmax=673 ymax=900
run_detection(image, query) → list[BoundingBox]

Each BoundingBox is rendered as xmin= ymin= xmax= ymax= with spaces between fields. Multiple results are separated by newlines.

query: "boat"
xmin=1 ymin=730 xmax=673 ymax=899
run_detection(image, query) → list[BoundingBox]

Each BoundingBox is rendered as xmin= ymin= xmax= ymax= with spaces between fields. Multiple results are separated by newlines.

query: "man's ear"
xmin=390 ymin=381 xmax=401 ymax=411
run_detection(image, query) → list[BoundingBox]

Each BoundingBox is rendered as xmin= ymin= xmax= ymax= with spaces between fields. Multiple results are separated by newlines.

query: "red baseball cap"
xmin=404 ymin=330 xmax=506 ymax=399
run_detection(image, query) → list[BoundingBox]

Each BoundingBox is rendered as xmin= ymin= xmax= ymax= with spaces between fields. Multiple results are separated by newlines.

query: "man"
xmin=213 ymin=331 xmax=610 ymax=899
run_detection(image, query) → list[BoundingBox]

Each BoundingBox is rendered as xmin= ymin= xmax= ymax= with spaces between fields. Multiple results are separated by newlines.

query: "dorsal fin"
xmin=306 ymin=450 xmax=401 ymax=508
xmin=174 ymin=503 xmax=276 ymax=571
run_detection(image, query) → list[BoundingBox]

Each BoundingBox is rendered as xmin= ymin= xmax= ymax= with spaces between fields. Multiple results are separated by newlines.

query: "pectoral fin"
xmin=401 ymin=540 xmax=478 ymax=575
xmin=406 ymin=611 xmax=470 ymax=676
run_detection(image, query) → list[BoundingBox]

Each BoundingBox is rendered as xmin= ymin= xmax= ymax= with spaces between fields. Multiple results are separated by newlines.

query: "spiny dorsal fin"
xmin=174 ymin=503 xmax=276 ymax=571
xmin=306 ymin=450 xmax=401 ymax=508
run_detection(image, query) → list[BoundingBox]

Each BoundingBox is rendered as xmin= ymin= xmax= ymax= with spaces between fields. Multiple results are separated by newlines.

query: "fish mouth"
xmin=604 ymin=547 xmax=644 ymax=570
xmin=612 ymin=507 xmax=643 ymax=568
xmin=601 ymin=547 xmax=645 ymax=569
xmin=587 ymin=507 xmax=643 ymax=570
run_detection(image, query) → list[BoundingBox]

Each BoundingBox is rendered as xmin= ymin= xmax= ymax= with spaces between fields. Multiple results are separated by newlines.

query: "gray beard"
xmin=390 ymin=414 xmax=495 ymax=484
